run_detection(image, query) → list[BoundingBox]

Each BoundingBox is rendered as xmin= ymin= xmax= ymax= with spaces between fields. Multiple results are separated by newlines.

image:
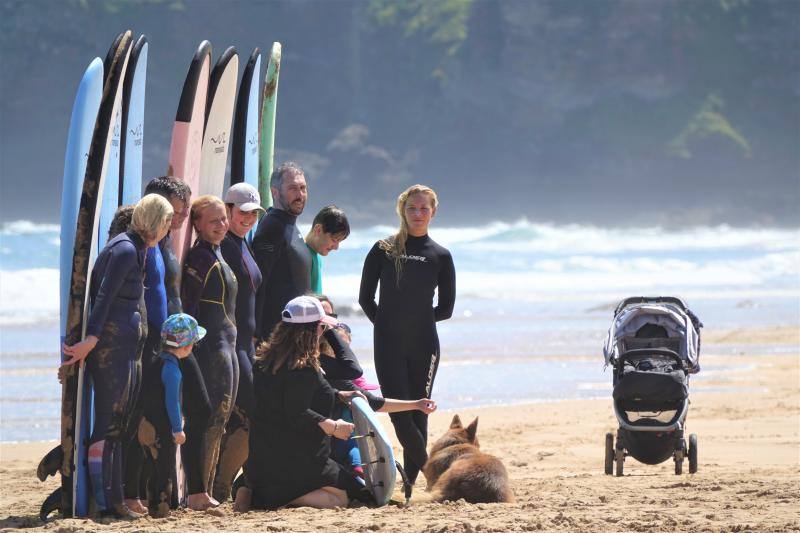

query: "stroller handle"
xmin=613 ymin=296 xmax=689 ymax=316
xmin=617 ymin=348 xmax=686 ymax=370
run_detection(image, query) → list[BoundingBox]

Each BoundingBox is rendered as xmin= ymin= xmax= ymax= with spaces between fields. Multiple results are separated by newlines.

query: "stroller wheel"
xmin=688 ymin=434 xmax=698 ymax=474
xmin=614 ymin=450 xmax=624 ymax=477
xmin=604 ymin=433 xmax=614 ymax=475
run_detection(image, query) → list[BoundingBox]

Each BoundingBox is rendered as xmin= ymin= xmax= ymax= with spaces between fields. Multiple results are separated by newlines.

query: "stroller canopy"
xmin=604 ymin=300 xmax=701 ymax=371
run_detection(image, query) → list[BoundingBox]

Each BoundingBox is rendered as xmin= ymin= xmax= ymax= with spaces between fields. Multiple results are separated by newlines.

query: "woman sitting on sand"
xmin=233 ymin=296 xmax=372 ymax=511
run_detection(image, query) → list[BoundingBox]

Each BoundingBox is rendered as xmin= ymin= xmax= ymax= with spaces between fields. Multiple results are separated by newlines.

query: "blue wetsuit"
xmin=85 ymin=230 xmax=147 ymax=511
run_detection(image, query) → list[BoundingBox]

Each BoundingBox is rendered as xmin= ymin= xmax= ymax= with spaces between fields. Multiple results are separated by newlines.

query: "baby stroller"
xmin=602 ymin=296 xmax=702 ymax=476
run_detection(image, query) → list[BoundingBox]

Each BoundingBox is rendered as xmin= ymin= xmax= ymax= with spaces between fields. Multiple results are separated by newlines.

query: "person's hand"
xmin=331 ymin=419 xmax=355 ymax=440
xmin=61 ymin=336 xmax=99 ymax=366
xmin=173 ymin=431 xmax=186 ymax=444
xmin=337 ymin=390 xmax=366 ymax=404
xmin=415 ymin=399 xmax=437 ymax=414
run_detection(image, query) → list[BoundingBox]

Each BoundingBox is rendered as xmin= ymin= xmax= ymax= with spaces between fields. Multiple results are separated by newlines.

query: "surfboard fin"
xmin=395 ymin=462 xmax=413 ymax=505
xmin=39 ymin=487 xmax=63 ymax=522
xmin=36 ymin=445 xmax=64 ymax=482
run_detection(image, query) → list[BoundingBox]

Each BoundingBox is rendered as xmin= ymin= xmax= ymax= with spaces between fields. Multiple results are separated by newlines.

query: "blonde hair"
xmin=190 ymin=195 xmax=226 ymax=229
xmin=379 ymin=184 xmax=438 ymax=285
xmin=131 ymin=194 xmax=173 ymax=241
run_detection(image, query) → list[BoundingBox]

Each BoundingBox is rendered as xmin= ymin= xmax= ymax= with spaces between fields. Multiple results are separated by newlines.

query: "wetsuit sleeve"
xmin=319 ymin=328 xmax=363 ymax=380
xmin=162 ymin=361 xmax=184 ymax=433
xmin=283 ymin=369 xmax=329 ymax=438
xmin=160 ymin=237 xmax=183 ymax=315
xmin=179 ymin=353 xmax=212 ymax=420
xmin=434 ymin=249 xmax=456 ymax=322
xmin=358 ymin=243 xmax=382 ymax=323
xmin=181 ymin=248 xmax=213 ymax=320
xmin=86 ymin=241 xmax=137 ymax=337
xmin=252 ymin=215 xmax=286 ymax=284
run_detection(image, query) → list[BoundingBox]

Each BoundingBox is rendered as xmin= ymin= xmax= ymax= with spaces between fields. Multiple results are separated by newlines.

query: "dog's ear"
xmin=465 ymin=417 xmax=479 ymax=443
xmin=449 ymin=414 xmax=463 ymax=429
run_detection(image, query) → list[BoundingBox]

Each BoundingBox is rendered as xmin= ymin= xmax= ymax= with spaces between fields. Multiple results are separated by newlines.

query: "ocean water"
xmin=1 ymin=220 xmax=799 ymax=442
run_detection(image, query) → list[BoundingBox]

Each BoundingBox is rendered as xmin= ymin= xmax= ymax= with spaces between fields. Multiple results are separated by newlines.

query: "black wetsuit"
xmin=135 ymin=352 xmax=184 ymax=515
xmin=124 ymin=231 xmax=208 ymax=507
xmin=220 ymin=232 xmax=262 ymax=414
xmin=358 ymin=234 xmax=456 ymax=484
xmin=181 ymin=239 xmax=238 ymax=495
xmin=252 ymin=207 xmax=312 ymax=341
xmin=243 ymin=361 xmax=369 ymax=509
xmin=85 ymin=231 xmax=147 ymax=511
xmin=213 ymin=231 xmax=262 ymax=501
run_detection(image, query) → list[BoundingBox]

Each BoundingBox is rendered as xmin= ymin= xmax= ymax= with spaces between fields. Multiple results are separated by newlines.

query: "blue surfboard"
xmin=351 ymin=397 xmax=397 ymax=506
xmin=231 ymin=47 xmax=261 ymax=242
xmin=120 ymin=35 xmax=148 ymax=205
xmin=60 ymin=58 xmax=103 ymax=355
xmin=56 ymin=58 xmax=103 ymax=518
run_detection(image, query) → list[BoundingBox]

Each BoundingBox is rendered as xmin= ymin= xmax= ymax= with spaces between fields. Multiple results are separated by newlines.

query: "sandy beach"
xmin=1 ymin=325 xmax=798 ymax=532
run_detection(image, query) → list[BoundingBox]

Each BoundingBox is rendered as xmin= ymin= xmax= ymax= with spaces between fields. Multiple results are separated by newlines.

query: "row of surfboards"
xmin=49 ymin=30 xmax=282 ymax=518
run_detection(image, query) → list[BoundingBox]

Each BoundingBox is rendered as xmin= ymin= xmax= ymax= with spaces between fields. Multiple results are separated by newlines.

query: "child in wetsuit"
xmin=139 ymin=313 xmax=206 ymax=517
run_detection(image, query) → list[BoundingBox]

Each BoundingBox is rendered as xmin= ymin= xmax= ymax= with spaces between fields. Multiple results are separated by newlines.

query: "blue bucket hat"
xmin=161 ymin=313 xmax=206 ymax=347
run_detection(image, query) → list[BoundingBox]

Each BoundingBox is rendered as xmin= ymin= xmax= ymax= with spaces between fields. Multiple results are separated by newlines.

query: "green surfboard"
xmin=258 ymin=42 xmax=281 ymax=209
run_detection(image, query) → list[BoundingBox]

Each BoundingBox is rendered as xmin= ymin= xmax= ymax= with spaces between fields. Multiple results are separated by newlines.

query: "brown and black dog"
xmin=422 ymin=415 xmax=514 ymax=503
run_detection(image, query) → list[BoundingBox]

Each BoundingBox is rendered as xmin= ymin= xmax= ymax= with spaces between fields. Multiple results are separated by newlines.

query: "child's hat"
xmin=282 ymin=296 xmax=339 ymax=326
xmin=161 ymin=313 xmax=206 ymax=347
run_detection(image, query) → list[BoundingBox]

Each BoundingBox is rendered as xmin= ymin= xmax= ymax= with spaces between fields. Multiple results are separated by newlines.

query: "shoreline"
xmin=2 ymin=347 xmax=798 ymax=531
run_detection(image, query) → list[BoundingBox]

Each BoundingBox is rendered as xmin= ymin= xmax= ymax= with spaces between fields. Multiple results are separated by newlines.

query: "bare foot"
xmin=124 ymin=498 xmax=148 ymax=515
xmin=232 ymin=486 xmax=252 ymax=513
xmin=187 ymin=492 xmax=216 ymax=511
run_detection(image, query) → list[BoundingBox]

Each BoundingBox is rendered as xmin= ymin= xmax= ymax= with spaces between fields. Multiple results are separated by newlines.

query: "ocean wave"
xmin=0 ymin=268 xmax=59 ymax=326
xmin=1 ymin=220 xmax=60 ymax=235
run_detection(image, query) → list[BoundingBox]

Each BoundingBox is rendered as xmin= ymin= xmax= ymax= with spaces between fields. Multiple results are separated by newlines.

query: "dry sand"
xmin=1 ymin=326 xmax=798 ymax=532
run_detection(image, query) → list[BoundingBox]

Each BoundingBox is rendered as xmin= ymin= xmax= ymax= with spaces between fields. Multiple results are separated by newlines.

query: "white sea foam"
xmin=0 ymin=268 xmax=59 ymax=326
xmin=1 ymin=220 xmax=798 ymax=326
xmin=0 ymin=220 xmax=60 ymax=235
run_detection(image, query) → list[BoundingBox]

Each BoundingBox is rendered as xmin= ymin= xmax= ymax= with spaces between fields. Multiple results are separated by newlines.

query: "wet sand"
xmin=1 ymin=326 xmax=798 ymax=532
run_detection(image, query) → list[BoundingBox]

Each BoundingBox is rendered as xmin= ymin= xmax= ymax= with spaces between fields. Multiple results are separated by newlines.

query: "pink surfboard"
xmin=168 ymin=41 xmax=212 ymax=263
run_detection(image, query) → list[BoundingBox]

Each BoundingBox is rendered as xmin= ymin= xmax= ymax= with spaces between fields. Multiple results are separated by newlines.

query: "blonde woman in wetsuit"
xmin=180 ymin=195 xmax=238 ymax=510
xmin=62 ymin=194 xmax=173 ymax=518
xmin=358 ymin=184 xmax=456 ymax=489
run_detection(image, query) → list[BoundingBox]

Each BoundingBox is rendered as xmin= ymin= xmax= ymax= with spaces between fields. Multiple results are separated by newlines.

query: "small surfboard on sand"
xmin=52 ymin=30 xmax=133 ymax=519
xmin=120 ymin=35 xmax=148 ymax=205
xmin=200 ymin=46 xmax=238 ymax=198
xmin=350 ymin=397 xmax=397 ymax=506
xmin=168 ymin=41 xmax=211 ymax=263
xmin=258 ymin=42 xmax=281 ymax=209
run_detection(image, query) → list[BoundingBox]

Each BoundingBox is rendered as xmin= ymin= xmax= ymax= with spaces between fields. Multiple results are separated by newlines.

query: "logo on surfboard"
xmin=210 ymin=131 xmax=228 ymax=154
xmin=129 ymin=124 xmax=143 ymax=147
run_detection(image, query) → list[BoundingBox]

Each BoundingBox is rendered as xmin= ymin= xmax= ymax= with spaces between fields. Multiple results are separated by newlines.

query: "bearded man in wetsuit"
xmin=252 ymin=161 xmax=312 ymax=342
